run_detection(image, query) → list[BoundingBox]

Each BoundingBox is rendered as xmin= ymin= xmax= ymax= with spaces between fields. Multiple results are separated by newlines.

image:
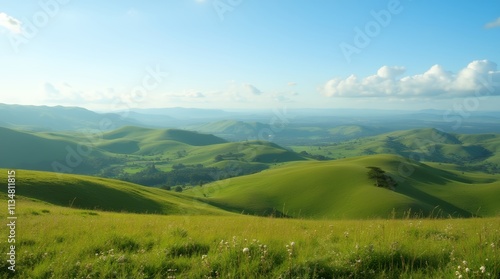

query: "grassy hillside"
xmin=187 ymin=154 xmax=500 ymax=219
xmin=103 ymin=126 xmax=227 ymax=146
xmin=0 ymin=199 xmax=498 ymax=278
xmin=0 ymin=169 xmax=226 ymax=215
xmin=0 ymin=127 xmax=109 ymax=172
xmin=293 ymin=128 xmax=500 ymax=173
xmin=0 ymin=126 xmax=305 ymax=181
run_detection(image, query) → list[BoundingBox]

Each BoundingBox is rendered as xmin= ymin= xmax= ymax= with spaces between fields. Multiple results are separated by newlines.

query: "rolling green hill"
xmin=0 ymin=127 xmax=107 ymax=171
xmin=0 ymin=169 xmax=226 ymax=215
xmin=2 ymin=154 xmax=499 ymax=220
xmin=0 ymin=126 xmax=306 ymax=183
xmin=293 ymin=128 xmax=500 ymax=173
xmin=187 ymin=154 xmax=500 ymax=219
xmin=103 ymin=126 xmax=227 ymax=146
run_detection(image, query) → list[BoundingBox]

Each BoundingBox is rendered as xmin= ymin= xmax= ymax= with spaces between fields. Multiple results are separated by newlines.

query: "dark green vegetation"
xmin=367 ymin=166 xmax=397 ymax=189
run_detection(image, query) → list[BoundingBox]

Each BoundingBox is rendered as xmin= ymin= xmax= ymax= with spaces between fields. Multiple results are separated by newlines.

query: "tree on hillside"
xmin=367 ymin=167 xmax=397 ymax=190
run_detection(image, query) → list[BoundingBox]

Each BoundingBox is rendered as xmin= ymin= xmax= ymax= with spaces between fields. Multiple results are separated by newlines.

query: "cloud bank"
xmin=322 ymin=60 xmax=500 ymax=99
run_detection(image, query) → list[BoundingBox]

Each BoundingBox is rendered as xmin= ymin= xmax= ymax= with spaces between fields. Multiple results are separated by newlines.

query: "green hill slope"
xmin=188 ymin=154 xmax=500 ymax=219
xmin=0 ymin=126 xmax=306 ymax=187
xmin=0 ymin=127 xmax=106 ymax=171
xmin=103 ymin=126 xmax=227 ymax=146
xmin=0 ymin=169 xmax=226 ymax=215
xmin=297 ymin=128 xmax=500 ymax=172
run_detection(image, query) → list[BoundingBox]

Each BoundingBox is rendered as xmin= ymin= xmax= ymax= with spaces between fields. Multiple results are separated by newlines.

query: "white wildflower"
xmin=480 ymin=265 xmax=486 ymax=273
xmin=242 ymin=247 xmax=249 ymax=253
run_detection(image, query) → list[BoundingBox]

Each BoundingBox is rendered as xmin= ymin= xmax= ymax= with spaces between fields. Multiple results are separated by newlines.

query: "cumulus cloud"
xmin=243 ymin=83 xmax=263 ymax=95
xmin=485 ymin=17 xmax=500 ymax=29
xmin=322 ymin=60 xmax=500 ymax=99
xmin=0 ymin=12 xmax=22 ymax=34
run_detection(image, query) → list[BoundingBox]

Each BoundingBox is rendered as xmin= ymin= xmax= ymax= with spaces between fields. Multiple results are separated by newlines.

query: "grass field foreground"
xmin=0 ymin=199 xmax=498 ymax=278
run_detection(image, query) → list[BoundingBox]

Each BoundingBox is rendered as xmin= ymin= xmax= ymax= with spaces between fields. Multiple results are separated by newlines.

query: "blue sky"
xmin=0 ymin=0 xmax=499 ymax=111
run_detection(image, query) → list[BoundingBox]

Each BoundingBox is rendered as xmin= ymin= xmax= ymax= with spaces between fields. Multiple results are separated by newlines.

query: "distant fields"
xmin=0 ymin=198 xmax=498 ymax=278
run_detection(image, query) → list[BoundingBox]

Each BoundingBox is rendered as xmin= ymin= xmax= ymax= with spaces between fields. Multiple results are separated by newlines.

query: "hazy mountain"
xmin=0 ymin=103 xmax=139 ymax=131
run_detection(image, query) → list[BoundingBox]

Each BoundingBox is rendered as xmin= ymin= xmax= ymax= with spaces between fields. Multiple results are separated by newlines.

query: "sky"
xmin=0 ymin=0 xmax=499 ymax=111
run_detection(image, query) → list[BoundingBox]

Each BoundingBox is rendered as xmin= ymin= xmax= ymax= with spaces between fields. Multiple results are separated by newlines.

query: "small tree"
xmin=174 ymin=186 xmax=183 ymax=192
xmin=367 ymin=167 xmax=397 ymax=190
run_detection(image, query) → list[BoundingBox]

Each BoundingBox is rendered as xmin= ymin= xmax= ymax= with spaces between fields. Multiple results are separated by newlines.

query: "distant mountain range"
xmin=0 ymin=103 xmax=138 ymax=131
xmin=2 ymin=104 xmax=500 ymax=135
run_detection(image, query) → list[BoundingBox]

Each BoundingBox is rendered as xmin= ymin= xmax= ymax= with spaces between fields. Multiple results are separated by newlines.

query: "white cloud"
xmin=243 ymin=83 xmax=263 ymax=95
xmin=186 ymin=91 xmax=205 ymax=98
xmin=322 ymin=60 xmax=500 ymax=99
xmin=0 ymin=12 xmax=22 ymax=34
xmin=43 ymin=82 xmax=118 ymax=104
xmin=377 ymin=66 xmax=406 ymax=79
xmin=485 ymin=17 xmax=500 ymax=29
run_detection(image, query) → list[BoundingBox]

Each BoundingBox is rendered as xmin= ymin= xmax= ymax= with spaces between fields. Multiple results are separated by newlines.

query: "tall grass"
xmin=1 ymin=199 xmax=498 ymax=278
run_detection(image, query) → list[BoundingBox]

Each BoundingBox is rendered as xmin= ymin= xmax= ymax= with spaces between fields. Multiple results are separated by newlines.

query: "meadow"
xmin=0 ymin=198 xmax=498 ymax=278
